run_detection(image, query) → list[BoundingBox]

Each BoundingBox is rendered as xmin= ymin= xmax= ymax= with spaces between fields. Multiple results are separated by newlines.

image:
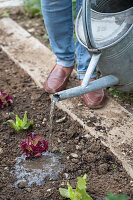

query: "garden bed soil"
xmin=0 ymin=49 xmax=133 ymax=200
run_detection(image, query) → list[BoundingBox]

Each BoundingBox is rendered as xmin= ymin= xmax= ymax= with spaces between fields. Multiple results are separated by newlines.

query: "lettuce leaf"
xmin=59 ymin=174 xmax=93 ymax=200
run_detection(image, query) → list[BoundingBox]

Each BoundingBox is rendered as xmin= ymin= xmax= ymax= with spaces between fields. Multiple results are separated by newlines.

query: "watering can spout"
xmin=53 ymin=75 xmax=119 ymax=102
xmin=52 ymin=94 xmax=60 ymax=103
xmin=53 ymin=53 xmax=119 ymax=102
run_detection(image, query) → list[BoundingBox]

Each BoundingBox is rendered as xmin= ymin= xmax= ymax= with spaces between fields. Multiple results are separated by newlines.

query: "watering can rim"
xmin=82 ymin=0 xmax=133 ymax=50
xmin=75 ymin=7 xmax=133 ymax=52
xmin=92 ymin=6 xmax=133 ymax=16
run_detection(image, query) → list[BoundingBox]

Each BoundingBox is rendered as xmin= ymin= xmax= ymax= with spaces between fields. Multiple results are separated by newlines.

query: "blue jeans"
xmin=41 ymin=0 xmax=97 ymax=79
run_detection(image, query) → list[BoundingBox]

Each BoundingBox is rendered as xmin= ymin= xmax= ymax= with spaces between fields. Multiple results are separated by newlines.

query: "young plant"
xmin=105 ymin=192 xmax=128 ymax=200
xmin=59 ymin=174 xmax=93 ymax=200
xmin=109 ymin=88 xmax=133 ymax=100
xmin=59 ymin=175 xmax=128 ymax=200
xmin=7 ymin=111 xmax=33 ymax=131
xmin=23 ymin=0 xmax=42 ymax=17
xmin=0 ymin=90 xmax=13 ymax=108
xmin=19 ymin=132 xmax=48 ymax=158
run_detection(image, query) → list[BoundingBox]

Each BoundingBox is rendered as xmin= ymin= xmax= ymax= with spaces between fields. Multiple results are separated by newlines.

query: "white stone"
xmin=47 ymin=189 xmax=51 ymax=192
xmin=64 ymin=173 xmax=69 ymax=179
xmin=57 ymin=138 xmax=61 ymax=143
xmin=28 ymin=28 xmax=35 ymax=33
xmin=70 ymin=153 xmax=78 ymax=158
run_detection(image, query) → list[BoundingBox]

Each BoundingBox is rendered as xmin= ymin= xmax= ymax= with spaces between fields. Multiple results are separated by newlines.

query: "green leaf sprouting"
xmin=7 ymin=111 xmax=34 ymax=131
xmin=59 ymin=174 xmax=93 ymax=200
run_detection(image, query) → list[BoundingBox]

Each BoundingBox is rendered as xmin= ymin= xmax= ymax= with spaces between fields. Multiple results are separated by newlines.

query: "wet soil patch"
xmin=0 ymin=48 xmax=133 ymax=200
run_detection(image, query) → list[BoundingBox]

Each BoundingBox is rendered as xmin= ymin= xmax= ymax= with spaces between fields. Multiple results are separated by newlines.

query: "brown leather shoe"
xmin=44 ymin=64 xmax=74 ymax=93
xmin=79 ymin=79 xmax=106 ymax=108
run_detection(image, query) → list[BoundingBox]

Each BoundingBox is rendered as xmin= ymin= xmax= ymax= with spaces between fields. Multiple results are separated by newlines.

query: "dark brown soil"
xmin=0 ymin=8 xmax=50 ymax=48
xmin=0 ymin=47 xmax=133 ymax=200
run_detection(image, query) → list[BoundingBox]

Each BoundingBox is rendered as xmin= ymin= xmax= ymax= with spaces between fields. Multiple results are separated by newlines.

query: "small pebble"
xmin=83 ymin=134 xmax=90 ymax=138
xmin=71 ymin=159 xmax=78 ymax=163
xmin=35 ymin=124 xmax=40 ymax=127
xmin=64 ymin=173 xmax=69 ymax=179
xmin=25 ymin=188 xmax=31 ymax=192
xmin=60 ymin=182 xmax=65 ymax=186
xmin=78 ymin=103 xmax=83 ymax=106
xmin=51 ymin=146 xmax=58 ymax=153
xmin=18 ymin=181 xmax=27 ymax=189
xmin=4 ymin=167 xmax=8 ymax=170
xmin=76 ymin=145 xmax=82 ymax=150
xmin=70 ymin=153 xmax=78 ymax=158
xmin=43 ymin=118 xmax=47 ymax=122
xmin=28 ymin=28 xmax=35 ymax=33
xmin=57 ymin=138 xmax=61 ymax=143
xmin=67 ymin=156 xmax=69 ymax=160
xmin=47 ymin=189 xmax=52 ymax=192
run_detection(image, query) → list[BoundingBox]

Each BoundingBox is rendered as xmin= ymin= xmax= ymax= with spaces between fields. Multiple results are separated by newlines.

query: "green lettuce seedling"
xmin=59 ymin=174 xmax=93 ymax=200
xmin=7 ymin=111 xmax=34 ymax=131
xmin=105 ymin=192 xmax=128 ymax=200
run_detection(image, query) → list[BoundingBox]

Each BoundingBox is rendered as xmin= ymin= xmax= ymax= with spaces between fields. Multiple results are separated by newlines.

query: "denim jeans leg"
xmin=76 ymin=0 xmax=98 ymax=79
xmin=41 ymin=0 xmax=75 ymax=67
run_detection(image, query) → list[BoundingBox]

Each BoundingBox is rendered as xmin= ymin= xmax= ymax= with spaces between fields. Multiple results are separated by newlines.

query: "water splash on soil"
xmin=11 ymin=152 xmax=65 ymax=188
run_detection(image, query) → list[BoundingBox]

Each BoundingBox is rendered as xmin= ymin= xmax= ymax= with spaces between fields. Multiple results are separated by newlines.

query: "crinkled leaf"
xmin=22 ymin=120 xmax=34 ymax=129
xmin=74 ymin=187 xmax=82 ymax=200
xmin=67 ymin=183 xmax=75 ymax=200
xmin=33 ymin=135 xmax=42 ymax=146
xmin=77 ymin=174 xmax=93 ymax=200
xmin=34 ymin=152 xmax=42 ymax=157
xmin=7 ymin=120 xmax=20 ymax=131
xmin=16 ymin=115 xmax=22 ymax=127
xmin=83 ymin=174 xmax=88 ymax=181
xmin=22 ymin=111 xmax=28 ymax=126
xmin=8 ymin=112 xmax=33 ymax=131
xmin=79 ymin=189 xmax=93 ymax=200
xmin=77 ymin=176 xmax=87 ymax=190
xmin=19 ymin=133 xmax=48 ymax=158
xmin=0 ymin=90 xmax=13 ymax=108
xmin=59 ymin=174 xmax=93 ymax=200
xmin=59 ymin=188 xmax=70 ymax=198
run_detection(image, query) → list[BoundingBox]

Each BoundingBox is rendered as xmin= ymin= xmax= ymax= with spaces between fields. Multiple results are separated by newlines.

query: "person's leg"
xmin=41 ymin=0 xmax=75 ymax=93
xmin=41 ymin=0 xmax=75 ymax=67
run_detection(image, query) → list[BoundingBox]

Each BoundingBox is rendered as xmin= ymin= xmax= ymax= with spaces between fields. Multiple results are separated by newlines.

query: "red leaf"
xmin=0 ymin=90 xmax=13 ymax=108
xmin=19 ymin=133 xmax=48 ymax=158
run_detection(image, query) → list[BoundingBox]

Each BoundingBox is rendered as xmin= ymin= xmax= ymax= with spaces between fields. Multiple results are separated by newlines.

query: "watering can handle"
xmin=82 ymin=0 xmax=97 ymax=50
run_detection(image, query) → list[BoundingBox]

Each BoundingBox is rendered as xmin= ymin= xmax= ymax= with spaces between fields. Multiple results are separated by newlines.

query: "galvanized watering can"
xmin=53 ymin=0 xmax=133 ymax=102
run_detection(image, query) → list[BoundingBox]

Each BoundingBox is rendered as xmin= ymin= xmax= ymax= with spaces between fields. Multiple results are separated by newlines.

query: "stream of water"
xmin=49 ymin=100 xmax=56 ymax=141
xmin=48 ymin=97 xmax=59 ymax=150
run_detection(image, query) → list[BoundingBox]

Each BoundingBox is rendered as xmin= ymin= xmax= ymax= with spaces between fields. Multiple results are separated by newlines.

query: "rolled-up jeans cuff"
xmin=77 ymin=71 xmax=98 ymax=80
xmin=56 ymin=58 xmax=75 ymax=67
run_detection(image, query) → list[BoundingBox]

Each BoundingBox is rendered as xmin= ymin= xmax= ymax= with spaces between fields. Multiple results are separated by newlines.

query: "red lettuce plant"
xmin=0 ymin=90 xmax=13 ymax=108
xmin=20 ymin=133 xmax=48 ymax=158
